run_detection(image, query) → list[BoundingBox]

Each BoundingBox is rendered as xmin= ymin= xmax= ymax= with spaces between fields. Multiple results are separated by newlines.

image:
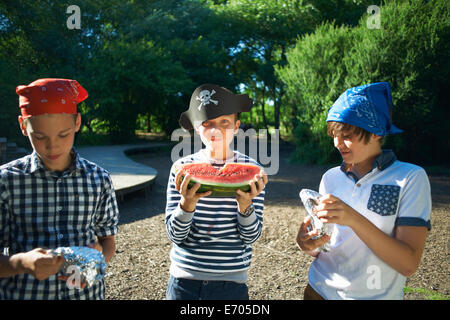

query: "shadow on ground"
xmin=106 ymin=146 xmax=449 ymax=300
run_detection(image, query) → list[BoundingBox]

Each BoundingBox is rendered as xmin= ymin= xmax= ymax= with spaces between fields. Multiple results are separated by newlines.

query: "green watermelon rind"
xmin=181 ymin=176 xmax=252 ymax=197
xmin=176 ymin=162 xmax=261 ymax=197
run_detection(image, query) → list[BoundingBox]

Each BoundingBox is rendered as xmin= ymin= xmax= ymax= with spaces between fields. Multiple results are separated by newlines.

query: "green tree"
xmin=219 ymin=0 xmax=378 ymax=133
xmin=278 ymin=0 xmax=450 ymax=165
xmin=0 ymin=0 xmax=116 ymax=144
xmin=83 ymin=38 xmax=192 ymax=140
xmin=90 ymin=0 xmax=241 ymax=135
xmin=220 ymin=0 xmax=316 ymax=131
xmin=277 ymin=23 xmax=353 ymax=163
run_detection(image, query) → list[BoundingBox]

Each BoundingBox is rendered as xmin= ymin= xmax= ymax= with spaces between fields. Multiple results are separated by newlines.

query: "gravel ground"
xmin=104 ymin=147 xmax=449 ymax=300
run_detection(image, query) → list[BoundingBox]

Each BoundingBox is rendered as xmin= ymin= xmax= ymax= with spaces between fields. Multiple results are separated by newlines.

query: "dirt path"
xmin=105 ymin=148 xmax=449 ymax=300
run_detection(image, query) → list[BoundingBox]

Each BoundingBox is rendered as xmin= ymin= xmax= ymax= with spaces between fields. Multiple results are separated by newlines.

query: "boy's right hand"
xmin=16 ymin=248 xmax=63 ymax=280
xmin=296 ymin=216 xmax=330 ymax=257
xmin=175 ymin=171 xmax=212 ymax=212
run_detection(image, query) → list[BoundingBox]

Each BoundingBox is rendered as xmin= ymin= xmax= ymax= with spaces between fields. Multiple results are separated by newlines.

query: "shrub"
xmin=278 ymin=0 xmax=450 ymax=165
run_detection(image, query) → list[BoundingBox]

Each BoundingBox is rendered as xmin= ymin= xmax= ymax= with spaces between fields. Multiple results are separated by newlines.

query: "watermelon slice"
xmin=176 ymin=162 xmax=262 ymax=197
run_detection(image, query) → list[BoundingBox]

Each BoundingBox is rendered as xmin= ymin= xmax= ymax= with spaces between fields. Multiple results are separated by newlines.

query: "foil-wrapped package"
xmin=50 ymin=246 xmax=106 ymax=288
xmin=299 ymin=189 xmax=333 ymax=252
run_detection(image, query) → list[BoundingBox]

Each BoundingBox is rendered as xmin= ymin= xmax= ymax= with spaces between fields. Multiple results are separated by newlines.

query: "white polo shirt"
xmin=308 ymin=150 xmax=431 ymax=300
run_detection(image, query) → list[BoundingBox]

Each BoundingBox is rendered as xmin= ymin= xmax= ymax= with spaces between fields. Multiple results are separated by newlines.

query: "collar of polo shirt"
xmin=340 ymin=149 xmax=397 ymax=182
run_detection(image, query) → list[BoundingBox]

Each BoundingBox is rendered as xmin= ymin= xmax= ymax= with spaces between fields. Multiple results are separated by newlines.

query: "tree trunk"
xmin=261 ymin=85 xmax=268 ymax=130
xmin=274 ymin=45 xmax=287 ymax=131
xmin=274 ymin=101 xmax=280 ymax=130
xmin=146 ymin=113 xmax=151 ymax=133
xmin=274 ymin=85 xmax=284 ymax=131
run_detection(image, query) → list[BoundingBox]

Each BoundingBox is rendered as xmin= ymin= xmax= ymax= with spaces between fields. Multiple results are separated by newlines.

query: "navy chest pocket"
xmin=367 ymin=184 xmax=401 ymax=216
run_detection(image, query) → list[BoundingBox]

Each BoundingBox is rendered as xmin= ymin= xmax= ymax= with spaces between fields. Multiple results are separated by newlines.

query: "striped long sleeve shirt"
xmin=165 ymin=150 xmax=264 ymax=282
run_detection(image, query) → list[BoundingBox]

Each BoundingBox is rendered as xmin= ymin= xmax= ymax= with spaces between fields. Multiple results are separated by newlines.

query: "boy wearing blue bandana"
xmin=296 ymin=82 xmax=431 ymax=300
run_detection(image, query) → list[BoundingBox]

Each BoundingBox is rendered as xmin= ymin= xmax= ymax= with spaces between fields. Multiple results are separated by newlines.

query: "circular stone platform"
xmin=77 ymin=144 xmax=164 ymax=201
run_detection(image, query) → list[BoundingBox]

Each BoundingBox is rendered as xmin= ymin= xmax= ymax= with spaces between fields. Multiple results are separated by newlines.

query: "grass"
xmin=403 ymin=287 xmax=450 ymax=300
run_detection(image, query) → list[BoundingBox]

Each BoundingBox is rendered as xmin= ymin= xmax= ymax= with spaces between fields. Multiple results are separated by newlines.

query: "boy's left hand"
xmin=314 ymin=194 xmax=358 ymax=227
xmin=236 ymin=170 xmax=268 ymax=213
xmin=90 ymin=236 xmax=115 ymax=263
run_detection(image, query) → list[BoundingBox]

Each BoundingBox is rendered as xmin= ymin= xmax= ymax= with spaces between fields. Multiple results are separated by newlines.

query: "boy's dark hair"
xmin=327 ymin=121 xmax=384 ymax=145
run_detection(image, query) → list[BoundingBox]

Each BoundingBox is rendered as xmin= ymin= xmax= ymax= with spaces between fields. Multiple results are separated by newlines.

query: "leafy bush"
xmin=278 ymin=0 xmax=450 ymax=165
xmin=277 ymin=23 xmax=353 ymax=164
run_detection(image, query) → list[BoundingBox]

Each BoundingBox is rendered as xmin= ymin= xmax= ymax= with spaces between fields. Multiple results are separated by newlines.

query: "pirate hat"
xmin=179 ymin=84 xmax=253 ymax=130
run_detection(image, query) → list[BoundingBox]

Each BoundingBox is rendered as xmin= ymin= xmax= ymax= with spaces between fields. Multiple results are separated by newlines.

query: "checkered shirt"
xmin=0 ymin=150 xmax=119 ymax=299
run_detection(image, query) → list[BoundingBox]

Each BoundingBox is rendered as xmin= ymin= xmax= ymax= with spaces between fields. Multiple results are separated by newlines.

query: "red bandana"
xmin=16 ymin=78 xmax=88 ymax=118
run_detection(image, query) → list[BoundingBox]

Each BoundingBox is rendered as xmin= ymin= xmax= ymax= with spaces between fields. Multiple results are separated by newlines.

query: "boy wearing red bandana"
xmin=0 ymin=78 xmax=119 ymax=299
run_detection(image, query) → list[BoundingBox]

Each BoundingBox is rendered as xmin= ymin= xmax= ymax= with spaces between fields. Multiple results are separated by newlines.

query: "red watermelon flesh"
xmin=178 ymin=162 xmax=261 ymax=197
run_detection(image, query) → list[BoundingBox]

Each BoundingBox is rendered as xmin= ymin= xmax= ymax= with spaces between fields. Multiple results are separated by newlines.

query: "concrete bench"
xmin=77 ymin=144 xmax=164 ymax=202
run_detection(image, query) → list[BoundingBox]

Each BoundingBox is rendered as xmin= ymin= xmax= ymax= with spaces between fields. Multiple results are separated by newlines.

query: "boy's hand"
xmin=17 ymin=248 xmax=63 ymax=280
xmin=296 ymin=216 xmax=330 ymax=256
xmin=92 ymin=236 xmax=116 ymax=263
xmin=314 ymin=194 xmax=358 ymax=228
xmin=175 ymin=171 xmax=212 ymax=212
xmin=236 ymin=170 xmax=268 ymax=213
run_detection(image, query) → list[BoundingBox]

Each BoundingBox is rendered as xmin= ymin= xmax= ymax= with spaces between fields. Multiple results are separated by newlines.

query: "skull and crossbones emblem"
xmin=196 ymin=89 xmax=218 ymax=110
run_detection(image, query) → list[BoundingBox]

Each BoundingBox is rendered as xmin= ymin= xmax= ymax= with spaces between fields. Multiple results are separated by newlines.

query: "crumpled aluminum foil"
xmin=49 ymin=246 xmax=106 ymax=288
xmin=299 ymin=189 xmax=334 ymax=252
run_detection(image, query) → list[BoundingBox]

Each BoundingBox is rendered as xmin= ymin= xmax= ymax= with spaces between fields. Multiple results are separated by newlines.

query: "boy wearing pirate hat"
xmin=165 ymin=84 xmax=268 ymax=300
xmin=0 ymin=78 xmax=119 ymax=299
